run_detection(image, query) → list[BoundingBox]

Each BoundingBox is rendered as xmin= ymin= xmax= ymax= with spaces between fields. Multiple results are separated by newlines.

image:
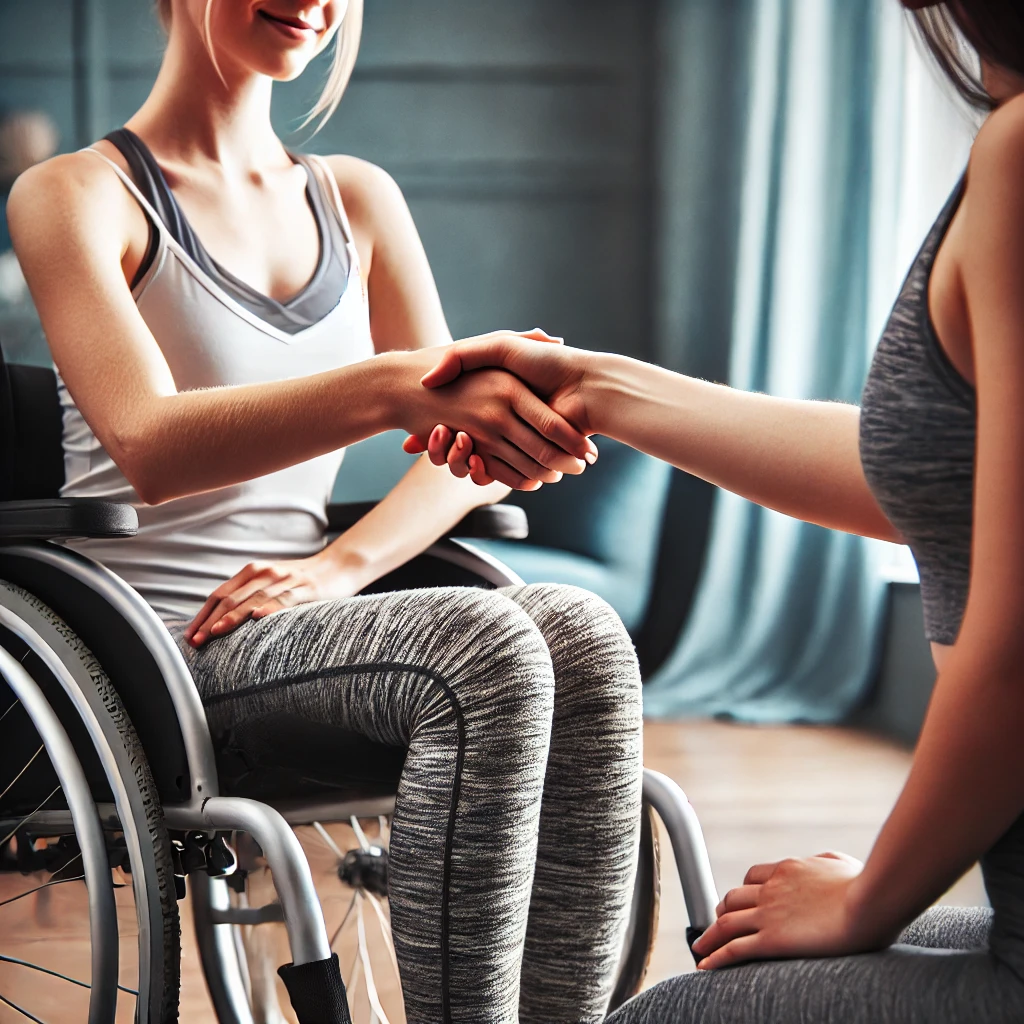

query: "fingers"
xmin=447 ymin=432 xmax=474 ymax=478
xmin=815 ymin=851 xmax=863 ymax=868
xmin=697 ymin=934 xmax=763 ymax=972
xmin=185 ymin=562 xmax=264 ymax=643
xmin=715 ymin=884 xmax=761 ymax=918
xmin=188 ymin=565 xmax=296 ymax=645
xmin=744 ymin=861 xmax=782 ymax=885
xmin=510 ymin=385 xmax=596 ymax=464
xmin=487 ymin=436 xmax=562 ymax=484
xmin=504 ymin=416 xmax=584 ymax=477
xmin=420 ymin=334 xmax=517 ymax=389
xmin=467 ymin=454 xmax=494 ymax=486
xmin=691 ymin=909 xmax=759 ymax=960
xmin=520 ymin=327 xmax=564 ymax=345
xmin=403 ymin=434 xmax=428 ymax=454
xmin=426 ymin=424 xmax=454 ymax=467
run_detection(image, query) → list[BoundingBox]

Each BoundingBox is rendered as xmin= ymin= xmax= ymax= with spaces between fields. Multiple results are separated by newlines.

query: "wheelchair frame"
xmin=0 ymin=528 xmax=720 ymax=1023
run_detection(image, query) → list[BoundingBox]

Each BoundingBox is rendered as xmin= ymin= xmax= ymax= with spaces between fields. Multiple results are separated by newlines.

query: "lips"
xmin=257 ymin=9 xmax=325 ymax=34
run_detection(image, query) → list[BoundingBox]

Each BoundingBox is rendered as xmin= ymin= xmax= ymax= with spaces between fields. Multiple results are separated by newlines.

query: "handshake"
xmin=399 ymin=328 xmax=602 ymax=492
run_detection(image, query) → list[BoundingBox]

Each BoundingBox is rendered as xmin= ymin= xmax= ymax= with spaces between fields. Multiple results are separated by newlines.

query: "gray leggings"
xmin=171 ymin=583 xmax=643 ymax=1024
xmin=608 ymin=816 xmax=1024 ymax=1024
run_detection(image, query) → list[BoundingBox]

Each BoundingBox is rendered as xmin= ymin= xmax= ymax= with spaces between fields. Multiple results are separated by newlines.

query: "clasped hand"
xmin=402 ymin=330 xmax=596 ymax=488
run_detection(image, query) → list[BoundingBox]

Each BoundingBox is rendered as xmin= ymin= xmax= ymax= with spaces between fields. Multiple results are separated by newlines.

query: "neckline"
xmin=116 ymin=127 xmax=331 ymax=312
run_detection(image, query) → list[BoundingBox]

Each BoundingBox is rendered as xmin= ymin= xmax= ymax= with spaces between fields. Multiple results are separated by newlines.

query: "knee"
xmin=422 ymin=587 xmax=555 ymax=724
xmin=511 ymin=584 xmax=641 ymax=701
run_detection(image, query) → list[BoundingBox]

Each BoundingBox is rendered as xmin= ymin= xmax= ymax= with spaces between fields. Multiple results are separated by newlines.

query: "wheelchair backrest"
xmin=0 ymin=347 xmax=64 ymax=501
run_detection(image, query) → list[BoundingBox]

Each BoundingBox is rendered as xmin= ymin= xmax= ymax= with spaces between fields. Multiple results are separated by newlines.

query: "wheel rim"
xmin=0 ymin=645 xmax=122 ymax=1023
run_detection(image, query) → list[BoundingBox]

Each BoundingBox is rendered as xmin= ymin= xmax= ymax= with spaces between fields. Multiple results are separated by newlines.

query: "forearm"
xmin=323 ymin=455 xmax=509 ymax=590
xmin=588 ymin=353 xmax=900 ymax=541
xmin=849 ymin=649 xmax=1024 ymax=940
xmin=114 ymin=355 xmax=409 ymax=504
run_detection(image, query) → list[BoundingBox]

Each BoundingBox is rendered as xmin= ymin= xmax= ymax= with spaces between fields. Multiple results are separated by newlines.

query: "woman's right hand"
xmin=388 ymin=330 xmax=597 ymax=490
xmin=400 ymin=334 xmax=598 ymax=486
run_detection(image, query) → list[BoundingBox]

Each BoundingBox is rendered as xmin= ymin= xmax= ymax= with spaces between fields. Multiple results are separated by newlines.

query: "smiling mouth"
xmin=257 ymin=10 xmax=324 ymax=34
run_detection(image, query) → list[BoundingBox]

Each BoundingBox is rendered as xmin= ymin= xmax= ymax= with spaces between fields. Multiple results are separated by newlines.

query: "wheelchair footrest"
xmin=278 ymin=953 xmax=352 ymax=1024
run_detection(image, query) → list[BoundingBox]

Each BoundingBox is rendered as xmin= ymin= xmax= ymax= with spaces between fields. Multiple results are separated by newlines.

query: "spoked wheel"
xmin=219 ymin=816 xmax=403 ymax=1024
xmin=608 ymin=798 xmax=662 ymax=1012
xmin=0 ymin=582 xmax=180 ymax=1023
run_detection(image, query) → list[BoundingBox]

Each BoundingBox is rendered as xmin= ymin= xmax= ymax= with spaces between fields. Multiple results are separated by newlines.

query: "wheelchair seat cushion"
xmin=213 ymin=710 xmax=405 ymax=803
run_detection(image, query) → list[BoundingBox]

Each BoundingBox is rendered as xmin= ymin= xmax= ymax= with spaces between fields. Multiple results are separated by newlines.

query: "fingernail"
xmin=697 ymin=959 xmax=708 ymax=970
xmin=431 ymin=425 xmax=443 ymax=442
xmin=193 ymin=632 xmax=205 ymax=646
xmin=456 ymin=434 xmax=465 ymax=450
xmin=584 ymin=452 xmax=597 ymax=465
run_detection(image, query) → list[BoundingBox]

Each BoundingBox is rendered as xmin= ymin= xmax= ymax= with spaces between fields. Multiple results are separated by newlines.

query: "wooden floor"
xmin=0 ymin=720 xmax=986 ymax=1022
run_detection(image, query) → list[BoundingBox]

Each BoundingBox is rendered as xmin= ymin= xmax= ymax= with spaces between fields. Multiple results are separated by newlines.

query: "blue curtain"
xmin=645 ymin=0 xmax=903 ymax=722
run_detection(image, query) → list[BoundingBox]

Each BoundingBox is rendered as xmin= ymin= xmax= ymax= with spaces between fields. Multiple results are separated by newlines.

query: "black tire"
xmin=608 ymin=798 xmax=661 ymax=1012
xmin=0 ymin=581 xmax=181 ymax=1023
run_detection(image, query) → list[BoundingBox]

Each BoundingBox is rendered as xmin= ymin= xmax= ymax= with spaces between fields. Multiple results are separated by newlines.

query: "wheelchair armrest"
xmin=326 ymin=501 xmax=528 ymax=541
xmin=0 ymin=498 xmax=138 ymax=540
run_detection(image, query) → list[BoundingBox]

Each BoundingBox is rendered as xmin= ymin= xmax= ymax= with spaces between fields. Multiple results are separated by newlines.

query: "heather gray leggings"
xmin=171 ymin=583 xmax=643 ymax=1024
xmin=608 ymin=816 xmax=1024 ymax=1024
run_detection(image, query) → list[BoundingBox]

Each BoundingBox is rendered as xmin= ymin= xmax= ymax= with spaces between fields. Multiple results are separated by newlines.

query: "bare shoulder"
xmin=967 ymin=95 xmax=1024 ymax=213
xmin=7 ymin=149 xmax=135 ymax=258
xmin=318 ymin=154 xmax=408 ymax=235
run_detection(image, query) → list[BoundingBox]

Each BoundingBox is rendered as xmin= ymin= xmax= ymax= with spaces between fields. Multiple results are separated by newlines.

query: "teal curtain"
xmin=645 ymin=0 xmax=902 ymax=722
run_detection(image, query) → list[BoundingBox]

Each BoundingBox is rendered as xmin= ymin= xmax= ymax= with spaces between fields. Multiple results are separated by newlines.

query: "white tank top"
xmin=59 ymin=149 xmax=375 ymax=625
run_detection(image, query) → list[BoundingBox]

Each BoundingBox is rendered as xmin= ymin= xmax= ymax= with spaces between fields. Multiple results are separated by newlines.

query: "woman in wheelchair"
xmin=5 ymin=1 xmax=644 ymax=1021
xmin=410 ymin=1 xmax=1024 ymax=1021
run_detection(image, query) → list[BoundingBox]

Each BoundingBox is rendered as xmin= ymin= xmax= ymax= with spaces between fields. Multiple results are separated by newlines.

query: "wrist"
xmin=369 ymin=351 xmax=419 ymax=433
xmin=586 ymin=351 xmax=644 ymax=438
xmin=318 ymin=539 xmax=374 ymax=587
xmin=844 ymin=871 xmax=903 ymax=949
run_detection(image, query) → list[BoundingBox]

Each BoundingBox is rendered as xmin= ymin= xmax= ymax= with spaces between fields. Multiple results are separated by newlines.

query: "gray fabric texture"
xmin=859 ymin=176 xmax=974 ymax=645
xmin=607 ymin=904 xmax=1024 ymax=1024
xmin=170 ymin=582 xmax=643 ymax=1024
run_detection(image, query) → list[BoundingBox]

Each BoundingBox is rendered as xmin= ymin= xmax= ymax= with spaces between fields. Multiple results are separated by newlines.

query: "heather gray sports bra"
xmin=860 ymin=177 xmax=974 ymax=645
xmin=104 ymin=127 xmax=351 ymax=334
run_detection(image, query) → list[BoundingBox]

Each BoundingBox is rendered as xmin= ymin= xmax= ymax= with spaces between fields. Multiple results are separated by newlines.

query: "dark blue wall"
xmin=1 ymin=0 xmax=657 ymax=362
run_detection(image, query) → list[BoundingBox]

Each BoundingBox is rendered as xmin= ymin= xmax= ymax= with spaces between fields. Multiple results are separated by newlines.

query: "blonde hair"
xmin=155 ymin=0 xmax=363 ymax=130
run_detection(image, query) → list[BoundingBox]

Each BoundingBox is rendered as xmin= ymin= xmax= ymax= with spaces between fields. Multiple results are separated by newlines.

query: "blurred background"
xmin=0 ymin=1 xmax=989 ymax=1013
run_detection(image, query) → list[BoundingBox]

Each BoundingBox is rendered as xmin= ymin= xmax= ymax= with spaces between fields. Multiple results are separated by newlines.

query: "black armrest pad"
xmin=326 ymin=501 xmax=528 ymax=541
xmin=0 ymin=499 xmax=138 ymax=541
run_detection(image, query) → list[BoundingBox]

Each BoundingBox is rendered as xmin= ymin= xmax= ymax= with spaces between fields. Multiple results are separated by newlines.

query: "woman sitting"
xmin=412 ymin=1 xmax=1024 ymax=1020
xmin=6 ymin=1 xmax=644 ymax=1021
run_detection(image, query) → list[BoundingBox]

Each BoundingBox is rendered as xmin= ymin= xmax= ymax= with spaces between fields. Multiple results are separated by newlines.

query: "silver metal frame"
xmin=2 ymin=540 xmax=724 ymax=1024
xmin=0 ymin=646 xmax=119 ymax=1024
xmin=642 ymin=769 xmax=719 ymax=932
xmin=191 ymin=874 xmax=257 ymax=1024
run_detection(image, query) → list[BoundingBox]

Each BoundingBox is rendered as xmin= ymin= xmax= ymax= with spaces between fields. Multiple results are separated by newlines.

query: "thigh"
xmin=608 ymin=944 xmax=1024 ymax=1024
xmin=169 ymin=586 xmax=555 ymax=792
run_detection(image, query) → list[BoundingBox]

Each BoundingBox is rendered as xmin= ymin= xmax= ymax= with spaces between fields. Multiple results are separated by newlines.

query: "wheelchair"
xmin=0 ymin=348 xmax=720 ymax=1024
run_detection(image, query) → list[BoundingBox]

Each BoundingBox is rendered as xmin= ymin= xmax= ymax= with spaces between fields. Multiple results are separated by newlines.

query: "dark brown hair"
xmin=910 ymin=1 xmax=1024 ymax=110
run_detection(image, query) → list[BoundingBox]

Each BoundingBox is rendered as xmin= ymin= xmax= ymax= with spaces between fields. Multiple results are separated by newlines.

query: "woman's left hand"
xmin=184 ymin=552 xmax=361 ymax=647
xmin=691 ymin=852 xmax=887 ymax=970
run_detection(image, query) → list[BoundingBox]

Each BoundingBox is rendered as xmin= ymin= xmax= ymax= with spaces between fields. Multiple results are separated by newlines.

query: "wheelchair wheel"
xmin=608 ymin=798 xmax=661 ymax=1012
xmin=221 ymin=802 xmax=658 ymax=1024
xmin=0 ymin=581 xmax=181 ymax=1023
xmin=224 ymin=816 xmax=404 ymax=1024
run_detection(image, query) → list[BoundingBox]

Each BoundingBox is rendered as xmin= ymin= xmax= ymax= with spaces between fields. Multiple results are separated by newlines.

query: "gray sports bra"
xmin=104 ymin=128 xmax=351 ymax=334
xmin=860 ymin=177 xmax=974 ymax=645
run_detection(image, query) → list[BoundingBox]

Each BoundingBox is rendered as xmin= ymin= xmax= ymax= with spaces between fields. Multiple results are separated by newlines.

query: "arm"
xmin=693 ymin=100 xmax=1024 ymax=969
xmin=7 ymin=154 xmax=590 ymax=505
xmin=181 ymin=157 xmax=570 ymax=643
xmin=315 ymin=156 xmax=513 ymax=567
xmin=411 ymin=335 xmax=900 ymax=542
